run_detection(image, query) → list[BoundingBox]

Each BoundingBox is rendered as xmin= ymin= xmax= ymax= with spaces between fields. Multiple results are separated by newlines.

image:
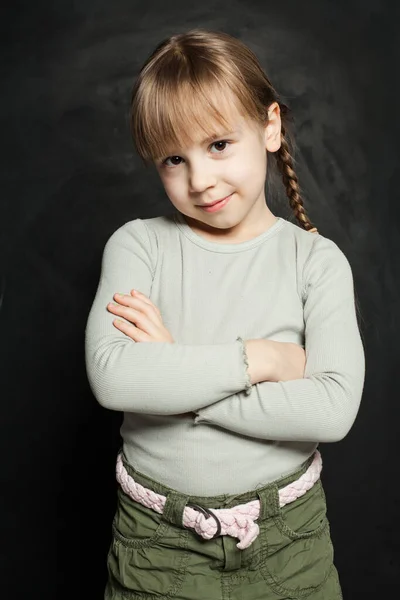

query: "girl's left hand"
xmin=107 ymin=290 xmax=175 ymax=343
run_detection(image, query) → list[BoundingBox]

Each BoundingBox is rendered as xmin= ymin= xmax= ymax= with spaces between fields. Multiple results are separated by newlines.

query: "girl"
xmin=85 ymin=29 xmax=365 ymax=600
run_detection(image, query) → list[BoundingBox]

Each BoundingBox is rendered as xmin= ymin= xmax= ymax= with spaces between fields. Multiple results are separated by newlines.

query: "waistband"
xmin=119 ymin=449 xmax=317 ymax=508
xmin=116 ymin=449 xmax=322 ymax=549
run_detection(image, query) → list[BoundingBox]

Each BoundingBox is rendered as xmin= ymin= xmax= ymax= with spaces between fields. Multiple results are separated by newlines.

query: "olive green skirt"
xmin=105 ymin=451 xmax=343 ymax=599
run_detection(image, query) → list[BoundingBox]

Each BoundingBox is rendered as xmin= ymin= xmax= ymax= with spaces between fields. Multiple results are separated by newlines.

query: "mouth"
xmin=197 ymin=194 xmax=233 ymax=213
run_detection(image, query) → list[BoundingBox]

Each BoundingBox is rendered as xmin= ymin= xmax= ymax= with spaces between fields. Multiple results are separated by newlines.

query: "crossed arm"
xmin=85 ymin=222 xmax=365 ymax=443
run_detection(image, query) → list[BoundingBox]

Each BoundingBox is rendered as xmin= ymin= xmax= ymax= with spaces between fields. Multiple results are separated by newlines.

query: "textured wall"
xmin=1 ymin=0 xmax=397 ymax=598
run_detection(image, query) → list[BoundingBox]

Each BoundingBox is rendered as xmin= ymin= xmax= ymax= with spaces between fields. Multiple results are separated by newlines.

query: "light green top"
xmin=85 ymin=211 xmax=365 ymax=495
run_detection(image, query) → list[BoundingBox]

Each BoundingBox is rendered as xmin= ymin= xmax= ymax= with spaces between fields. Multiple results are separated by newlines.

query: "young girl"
xmin=85 ymin=29 xmax=365 ymax=600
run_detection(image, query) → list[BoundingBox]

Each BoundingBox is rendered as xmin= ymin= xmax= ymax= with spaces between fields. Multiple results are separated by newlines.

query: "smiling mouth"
xmin=197 ymin=194 xmax=233 ymax=213
xmin=197 ymin=194 xmax=232 ymax=207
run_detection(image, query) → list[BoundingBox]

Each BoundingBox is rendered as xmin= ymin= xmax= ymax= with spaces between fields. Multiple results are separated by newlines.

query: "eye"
xmin=161 ymin=140 xmax=231 ymax=168
xmin=162 ymin=156 xmax=183 ymax=167
xmin=210 ymin=140 xmax=230 ymax=153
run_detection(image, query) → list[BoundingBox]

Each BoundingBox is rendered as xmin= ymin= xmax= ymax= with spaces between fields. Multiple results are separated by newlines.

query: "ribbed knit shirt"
xmin=84 ymin=210 xmax=365 ymax=495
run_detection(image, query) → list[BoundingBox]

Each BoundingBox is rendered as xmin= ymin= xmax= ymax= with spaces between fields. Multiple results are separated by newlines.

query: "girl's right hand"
xmin=263 ymin=340 xmax=306 ymax=382
xmin=107 ymin=290 xmax=174 ymax=343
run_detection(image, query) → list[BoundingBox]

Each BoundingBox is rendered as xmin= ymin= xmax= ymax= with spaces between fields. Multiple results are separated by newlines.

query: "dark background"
xmin=1 ymin=0 xmax=398 ymax=598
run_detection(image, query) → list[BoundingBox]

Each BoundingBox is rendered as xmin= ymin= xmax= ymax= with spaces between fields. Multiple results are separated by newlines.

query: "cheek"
xmin=161 ymin=180 xmax=189 ymax=209
xmin=161 ymin=177 xmax=182 ymax=198
xmin=230 ymin=153 xmax=265 ymax=186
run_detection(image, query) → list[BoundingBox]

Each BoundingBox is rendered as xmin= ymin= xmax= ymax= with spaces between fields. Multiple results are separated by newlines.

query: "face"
xmin=154 ymin=99 xmax=282 ymax=242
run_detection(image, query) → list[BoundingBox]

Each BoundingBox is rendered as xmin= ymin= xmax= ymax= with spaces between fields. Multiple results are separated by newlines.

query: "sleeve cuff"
xmin=193 ymin=336 xmax=252 ymax=425
xmin=235 ymin=336 xmax=252 ymax=396
xmin=193 ymin=413 xmax=208 ymax=424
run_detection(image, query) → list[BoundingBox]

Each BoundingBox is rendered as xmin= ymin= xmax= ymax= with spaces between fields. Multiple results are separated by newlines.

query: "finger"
xmin=130 ymin=290 xmax=162 ymax=318
xmin=114 ymin=292 xmax=162 ymax=320
xmin=112 ymin=318 xmax=150 ymax=342
xmin=115 ymin=295 xmax=162 ymax=324
xmin=109 ymin=302 xmax=145 ymax=326
xmin=109 ymin=303 xmax=159 ymax=338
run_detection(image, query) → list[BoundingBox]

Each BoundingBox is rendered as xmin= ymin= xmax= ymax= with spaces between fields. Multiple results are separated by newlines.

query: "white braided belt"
xmin=116 ymin=449 xmax=322 ymax=550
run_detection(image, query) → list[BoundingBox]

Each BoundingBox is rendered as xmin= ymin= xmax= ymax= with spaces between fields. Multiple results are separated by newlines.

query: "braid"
xmin=274 ymin=123 xmax=318 ymax=234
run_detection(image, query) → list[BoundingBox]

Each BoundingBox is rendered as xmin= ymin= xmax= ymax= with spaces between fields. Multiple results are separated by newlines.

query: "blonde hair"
xmin=130 ymin=28 xmax=318 ymax=233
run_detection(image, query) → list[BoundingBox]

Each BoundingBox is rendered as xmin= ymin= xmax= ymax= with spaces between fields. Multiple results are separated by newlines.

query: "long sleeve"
xmin=84 ymin=220 xmax=251 ymax=413
xmin=193 ymin=236 xmax=366 ymax=443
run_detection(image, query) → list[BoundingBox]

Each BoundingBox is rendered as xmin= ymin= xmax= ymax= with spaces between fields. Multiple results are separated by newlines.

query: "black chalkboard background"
xmin=1 ymin=1 xmax=398 ymax=598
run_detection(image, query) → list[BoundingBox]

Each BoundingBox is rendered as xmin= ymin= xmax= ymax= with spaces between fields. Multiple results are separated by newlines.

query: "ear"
xmin=264 ymin=102 xmax=281 ymax=152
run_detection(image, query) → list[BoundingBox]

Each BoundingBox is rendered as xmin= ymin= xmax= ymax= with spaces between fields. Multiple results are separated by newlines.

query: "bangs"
xmin=132 ymin=75 xmax=254 ymax=163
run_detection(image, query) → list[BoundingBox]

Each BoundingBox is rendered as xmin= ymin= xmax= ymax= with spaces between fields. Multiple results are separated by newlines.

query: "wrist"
xmin=244 ymin=339 xmax=276 ymax=385
xmin=261 ymin=339 xmax=278 ymax=382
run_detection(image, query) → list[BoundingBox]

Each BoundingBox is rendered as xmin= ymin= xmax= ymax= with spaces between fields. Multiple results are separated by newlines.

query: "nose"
xmin=188 ymin=161 xmax=217 ymax=194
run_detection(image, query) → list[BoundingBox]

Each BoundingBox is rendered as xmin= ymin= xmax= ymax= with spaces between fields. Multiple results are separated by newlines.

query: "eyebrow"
xmin=201 ymin=129 xmax=237 ymax=144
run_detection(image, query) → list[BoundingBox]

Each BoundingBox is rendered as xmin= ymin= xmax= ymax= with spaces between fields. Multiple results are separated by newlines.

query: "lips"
xmin=198 ymin=193 xmax=233 ymax=213
xmin=198 ymin=194 xmax=231 ymax=207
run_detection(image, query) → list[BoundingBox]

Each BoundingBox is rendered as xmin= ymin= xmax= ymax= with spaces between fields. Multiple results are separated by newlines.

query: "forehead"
xmin=190 ymin=114 xmax=243 ymax=144
xmin=148 ymin=83 xmax=261 ymax=161
xmin=167 ymin=105 xmax=254 ymax=152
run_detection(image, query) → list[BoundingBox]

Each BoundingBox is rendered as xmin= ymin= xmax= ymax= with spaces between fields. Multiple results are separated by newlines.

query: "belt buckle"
xmin=186 ymin=502 xmax=222 ymax=539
